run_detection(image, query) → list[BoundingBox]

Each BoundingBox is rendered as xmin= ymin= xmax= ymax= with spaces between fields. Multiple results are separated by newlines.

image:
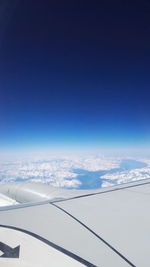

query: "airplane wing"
xmin=0 ymin=179 xmax=150 ymax=267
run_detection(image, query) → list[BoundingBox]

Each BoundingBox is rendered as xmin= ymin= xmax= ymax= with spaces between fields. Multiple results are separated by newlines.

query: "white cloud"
xmin=101 ymin=166 xmax=150 ymax=186
xmin=0 ymin=155 xmax=150 ymax=194
xmin=101 ymin=181 xmax=114 ymax=188
xmin=0 ymin=156 xmax=120 ymax=188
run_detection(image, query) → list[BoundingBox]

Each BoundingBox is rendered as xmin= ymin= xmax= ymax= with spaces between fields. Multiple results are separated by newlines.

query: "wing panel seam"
xmin=51 ymin=203 xmax=136 ymax=267
xmin=52 ymin=180 xmax=150 ymax=203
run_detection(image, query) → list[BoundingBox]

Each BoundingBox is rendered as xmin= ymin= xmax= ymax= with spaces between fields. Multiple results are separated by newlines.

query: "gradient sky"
xmin=0 ymin=0 xmax=150 ymax=153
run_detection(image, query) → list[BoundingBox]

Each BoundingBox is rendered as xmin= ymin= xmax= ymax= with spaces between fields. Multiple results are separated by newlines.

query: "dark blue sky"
xmin=0 ymin=0 xmax=150 ymax=152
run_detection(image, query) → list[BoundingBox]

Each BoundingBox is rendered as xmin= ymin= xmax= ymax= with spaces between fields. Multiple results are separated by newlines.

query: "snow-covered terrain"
xmin=0 ymin=155 xmax=150 ymax=206
xmin=0 ymin=156 xmax=119 ymax=187
xmin=0 ymin=155 xmax=150 ymax=189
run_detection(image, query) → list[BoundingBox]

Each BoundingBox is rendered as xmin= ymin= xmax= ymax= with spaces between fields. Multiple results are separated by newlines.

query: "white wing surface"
xmin=0 ymin=179 xmax=150 ymax=266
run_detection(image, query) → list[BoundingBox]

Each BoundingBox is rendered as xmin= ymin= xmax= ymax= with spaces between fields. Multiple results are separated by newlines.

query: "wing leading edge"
xmin=0 ymin=179 xmax=150 ymax=266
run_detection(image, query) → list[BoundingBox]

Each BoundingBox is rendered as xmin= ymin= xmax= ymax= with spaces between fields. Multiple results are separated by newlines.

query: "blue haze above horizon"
xmin=0 ymin=0 xmax=150 ymax=154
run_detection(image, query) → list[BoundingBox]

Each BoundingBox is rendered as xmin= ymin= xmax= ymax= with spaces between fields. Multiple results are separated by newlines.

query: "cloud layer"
xmin=0 ymin=156 xmax=150 ymax=187
xmin=0 ymin=155 xmax=150 ymax=206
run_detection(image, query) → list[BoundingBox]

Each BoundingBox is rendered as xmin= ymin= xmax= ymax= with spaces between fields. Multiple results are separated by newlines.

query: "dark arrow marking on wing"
xmin=0 ymin=226 xmax=96 ymax=266
xmin=0 ymin=242 xmax=20 ymax=258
